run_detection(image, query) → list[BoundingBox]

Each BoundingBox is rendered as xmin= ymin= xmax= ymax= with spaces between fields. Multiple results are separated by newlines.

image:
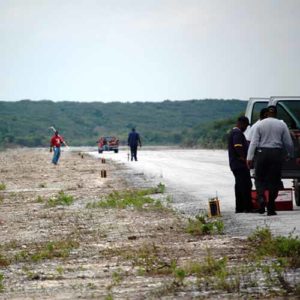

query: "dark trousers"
xmin=130 ymin=145 xmax=138 ymax=161
xmin=254 ymin=148 xmax=283 ymax=213
xmin=232 ymin=168 xmax=252 ymax=212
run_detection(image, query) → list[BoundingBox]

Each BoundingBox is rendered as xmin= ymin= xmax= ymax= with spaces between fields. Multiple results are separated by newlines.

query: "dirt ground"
xmin=0 ymin=148 xmax=298 ymax=299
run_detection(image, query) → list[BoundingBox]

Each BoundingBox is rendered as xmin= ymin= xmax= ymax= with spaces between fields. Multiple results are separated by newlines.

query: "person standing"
xmin=50 ymin=131 xmax=66 ymax=165
xmin=128 ymin=128 xmax=142 ymax=161
xmin=228 ymin=116 xmax=252 ymax=213
xmin=247 ymin=106 xmax=294 ymax=215
xmin=246 ymin=107 xmax=268 ymax=143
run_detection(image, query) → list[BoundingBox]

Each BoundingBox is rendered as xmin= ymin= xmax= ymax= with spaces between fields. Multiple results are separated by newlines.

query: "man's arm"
xmin=232 ymin=133 xmax=246 ymax=161
xmin=246 ymin=126 xmax=260 ymax=168
xmin=59 ymin=135 xmax=68 ymax=147
xmin=282 ymin=124 xmax=294 ymax=158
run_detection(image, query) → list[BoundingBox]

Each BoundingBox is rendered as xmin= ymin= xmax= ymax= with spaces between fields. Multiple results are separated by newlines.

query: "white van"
xmin=245 ymin=96 xmax=300 ymax=205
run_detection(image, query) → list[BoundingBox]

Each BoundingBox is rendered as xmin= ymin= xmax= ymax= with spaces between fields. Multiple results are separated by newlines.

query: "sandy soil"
xmin=0 ymin=148 xmax=297 ymax=299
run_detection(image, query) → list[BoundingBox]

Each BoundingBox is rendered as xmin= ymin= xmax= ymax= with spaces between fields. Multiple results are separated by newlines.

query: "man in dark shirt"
xmin=128 ymin=128 xmax=142 ymax=161
xmin=228 ymin=116 xmax=252 ymax=213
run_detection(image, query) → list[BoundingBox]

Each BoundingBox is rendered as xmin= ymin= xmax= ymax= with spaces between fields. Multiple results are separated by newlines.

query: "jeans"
xmin=52 ymin=147 xmax=61 ymax=165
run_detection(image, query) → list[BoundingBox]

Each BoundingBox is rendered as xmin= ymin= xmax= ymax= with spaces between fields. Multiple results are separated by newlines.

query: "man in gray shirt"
xmin=247 ymin=105 xmax=294 ymax=216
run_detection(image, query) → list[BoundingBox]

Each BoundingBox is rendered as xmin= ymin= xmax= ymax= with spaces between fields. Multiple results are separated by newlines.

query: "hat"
xmin=267 ymin=105 xmax=277 ymax=114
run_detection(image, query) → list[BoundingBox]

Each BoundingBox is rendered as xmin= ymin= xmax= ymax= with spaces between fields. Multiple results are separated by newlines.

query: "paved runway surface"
xmin=89 ymin=148 xmax=300 ymax=237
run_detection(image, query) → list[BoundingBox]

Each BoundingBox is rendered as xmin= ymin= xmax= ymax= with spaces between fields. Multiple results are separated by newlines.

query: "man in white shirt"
xmin=247 ymin=106 xmax=294 ymax=216
xmin=246 ymin=108 xmax=268 ymax=143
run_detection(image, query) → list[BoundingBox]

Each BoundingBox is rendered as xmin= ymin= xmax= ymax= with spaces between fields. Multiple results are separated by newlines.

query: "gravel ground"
xmin=0 ymin=148 xmax=299 ymax=299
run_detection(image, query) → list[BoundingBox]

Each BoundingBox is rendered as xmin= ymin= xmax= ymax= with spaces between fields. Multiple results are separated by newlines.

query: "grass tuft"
xmin=186 ymin=214 xmax=224 ymax=236
xmin=86 ymin=184 xmax=165 ymax=210
xmin=248 ymin=227 xmax=300 ymax=267
xmin=0 ymin=183 xmax=6 ymax=191
xmin=46 ymin=191 xmax=74 ymax=207
xmin=14 ymin=239 xmax=79 ymax=263
xmin=0 ymin=253 xmax=10 ymax=267
xmin=0 ymin=273 xmax=4 ymax=292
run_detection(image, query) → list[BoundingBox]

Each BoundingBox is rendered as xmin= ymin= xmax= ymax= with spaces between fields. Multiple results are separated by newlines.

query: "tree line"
xmin=0 ymin=99 xmax=246 ymax=149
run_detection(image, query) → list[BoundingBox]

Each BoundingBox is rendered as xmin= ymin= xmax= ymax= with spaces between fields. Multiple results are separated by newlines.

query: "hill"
xmin=0 ymin=99 xmax=246 ymax=148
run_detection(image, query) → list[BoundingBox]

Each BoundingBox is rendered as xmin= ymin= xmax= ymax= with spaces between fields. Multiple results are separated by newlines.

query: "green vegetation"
xmin=0 ymin=273 xmax=4 ymax=292
xmin=108 ymin=225 xmax=300 ymax=297
xmin=104 ymin=294 xmax=114 ymax=300
xmin=86 ymin=184 xmax=165 ymax=210
xmin=182 ymin=116 xmax=238 ymax=148
xmin=0 ymin=253 xmax=10 ymax=267
xmin=46 ymin=191 xmax=74 ymax=207
xmin=0 ymin=183 xmax=6 ymax=191
xmin=186 ymin=214 xmax=224 ymax=236
xmin=248 ymin=227 xmax=300 ymax=267
xmin=14 ymin=239 xmax=79 ymax=263
xmin=56 ymin=266 xmax=64 ymax=276
xmin=0 ymin=99 xmax=246 ymax=148
xmin=121 ymin=243 xmax=176 ymax=276
xmin=36 ymin=195 xmax=44 ymax=203
xmin=185 ymin=252 xmax=228 ymax=278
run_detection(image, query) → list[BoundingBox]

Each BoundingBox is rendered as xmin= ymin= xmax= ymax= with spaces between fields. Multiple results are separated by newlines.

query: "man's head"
xmin=55 ymin=131 xmax=59 ymax=136
xmin=267 ymin=105 xmax=277 ymax=117
xmin=260 ymin=108 xmax=269 ymax=120
xmin=237 ymin=116 xmax=249 ymax=132
xmin=132 ymin=128 xmax=136 ymax=132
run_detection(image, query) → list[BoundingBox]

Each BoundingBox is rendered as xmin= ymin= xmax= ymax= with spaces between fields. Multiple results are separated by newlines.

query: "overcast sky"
xmin=0 ymin=0 xmax=300 ymax=102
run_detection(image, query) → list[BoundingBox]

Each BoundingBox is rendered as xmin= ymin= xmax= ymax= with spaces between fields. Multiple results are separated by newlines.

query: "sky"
xmin=0 ymin=0 xmax=300 ymax=102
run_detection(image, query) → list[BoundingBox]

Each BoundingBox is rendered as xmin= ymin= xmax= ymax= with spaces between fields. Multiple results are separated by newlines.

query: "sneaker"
xmin=258 ymin=206 xmax=265 ymax=214
xmin=267 ymin=211 xmax=277 ymax=216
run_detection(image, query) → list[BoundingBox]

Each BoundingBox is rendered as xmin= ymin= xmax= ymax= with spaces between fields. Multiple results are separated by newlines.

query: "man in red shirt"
xmin=50 ymin=131 xmax=66 ymax=165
